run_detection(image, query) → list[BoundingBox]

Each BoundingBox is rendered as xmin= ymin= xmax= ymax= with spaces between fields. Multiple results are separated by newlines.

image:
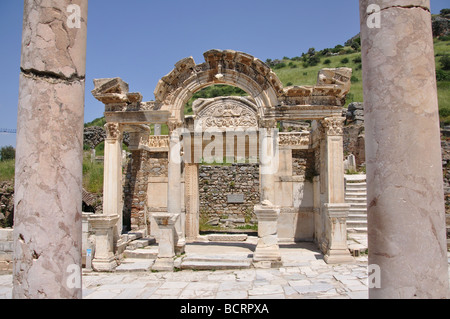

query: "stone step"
xmin=348 ymin=203 xmax=367 ymax=209
xmin=123 ymin=247 xmax=158 ymax=259
xmin=345 ymin=191 xmax=367 ymax=196
xmin=126 ymin=237 xmax=156 ymax=250
xmin=345 ymin=195 xmax=366 ymax=201
xmin=348 ymin=214 xmax=367 ymax=221
xmin=181 ymin=254 xmax=252 ymax=270
xmin=347 ymin=221 xmax=368 ymax=229
xmin=116 ymin=259 xmax=155 ymax=272
xmin=344 ymin=175 xmax=367 ymax=182
xmin=347 ymin=227 xmax=368 ymax=234
xmin=346 ymin=182 xmax=367 ymax=186
xmin=207 ymin=234 xmax=248 ymax=242
xmin=349 ymin=207 xmax=367 ymax=213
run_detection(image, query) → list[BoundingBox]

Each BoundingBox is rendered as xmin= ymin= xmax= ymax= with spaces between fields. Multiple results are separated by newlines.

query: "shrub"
xmin=440 ymin=55 xmax=450 ymax=71
xmin=436 ymin=69 xmax=450 ymax=81
xmin=286 ymin=82 xmax=293 ymax=86
xmin=307 ymin=48 xmax=316 ymax=56
xmin=324 ymin=59 xmax=331 ymax=65
xmin=351 ymin=76 xmax=359 ymax=83
xmin=439 ymin=107 xmax=450 ymax=118
xmin=0 ymin=146 xmax=15 ymax=161
xmin=273 ymin=62 xmax=286 ymax=69
xmin=341 ymin=57 xmax=350 ymax=64
xmin=353 ymin=55 xmax=362 ymax=63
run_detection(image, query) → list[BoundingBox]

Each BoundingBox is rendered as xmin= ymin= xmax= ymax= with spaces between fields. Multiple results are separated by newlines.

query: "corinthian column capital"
xmin=105 ymin=122 xmax=123 ymax=140
xmin=321 ymin=117 xmax=345 ymax=136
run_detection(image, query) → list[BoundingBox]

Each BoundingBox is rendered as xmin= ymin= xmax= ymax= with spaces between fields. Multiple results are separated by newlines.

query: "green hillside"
xmin=270 ymin=37 xmax=450 ymax=124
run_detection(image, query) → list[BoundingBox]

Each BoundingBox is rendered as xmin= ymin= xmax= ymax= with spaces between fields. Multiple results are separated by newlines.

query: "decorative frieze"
xmin=278 ymin=132 xmax=310 ymax=148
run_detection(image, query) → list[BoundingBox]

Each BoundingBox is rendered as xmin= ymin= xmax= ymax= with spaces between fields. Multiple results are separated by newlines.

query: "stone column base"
xmin=152 ymin=257 xmax=175 ymax=272
xmin=92 ymin=257 xmax=118 ymax=272
xmin=253 ymin=246 xmax=282 ymax=269
xmin=324 ymin=249 xmax=355 ymax=264
xmin=253 ymin=203 xmax=282 ymax=268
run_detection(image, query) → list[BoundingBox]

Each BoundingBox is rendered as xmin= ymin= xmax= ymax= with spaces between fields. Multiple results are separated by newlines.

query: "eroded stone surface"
xmin=13 ymin=0 xmax=88 ymax=299
xmin=360 ymin=1 xmax=448 ymax=298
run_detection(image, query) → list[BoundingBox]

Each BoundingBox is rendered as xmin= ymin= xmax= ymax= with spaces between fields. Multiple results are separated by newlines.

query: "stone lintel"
xmin=265 ymin=106 xmax=343 ymax=121
xmin=104 ymin=111 xmax=171 ymax=124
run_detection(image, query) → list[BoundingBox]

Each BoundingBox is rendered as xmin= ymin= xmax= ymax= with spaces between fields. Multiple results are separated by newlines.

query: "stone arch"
xmin=154 ymin=50 xmax=283 ymax=121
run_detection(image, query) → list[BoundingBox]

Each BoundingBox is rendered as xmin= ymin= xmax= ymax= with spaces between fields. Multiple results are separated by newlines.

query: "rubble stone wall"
xmin=199 ymin=164 xmax=260 ymax=228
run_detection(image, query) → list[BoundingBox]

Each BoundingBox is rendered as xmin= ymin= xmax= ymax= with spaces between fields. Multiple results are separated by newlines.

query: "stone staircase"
xmin=345 ymin=175 xmax=368 ymax=234
xmin=117 ymin=232 xmax=254 ymax=271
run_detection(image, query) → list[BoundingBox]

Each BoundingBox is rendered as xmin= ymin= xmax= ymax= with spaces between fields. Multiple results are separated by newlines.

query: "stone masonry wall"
xmin=123 ymin=151 xmax=168 ymax=231
xmin=199 ymin=164 xmax=260 ymax=228
xmin=0 ymin=181 xmax=14 ymax=228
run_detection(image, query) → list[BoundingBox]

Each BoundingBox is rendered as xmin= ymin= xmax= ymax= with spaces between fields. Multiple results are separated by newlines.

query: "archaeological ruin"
xmin=7 ymin=0 xmax=449 ymax=299
xmin=89 ymin=51 xmax=355 ymax=271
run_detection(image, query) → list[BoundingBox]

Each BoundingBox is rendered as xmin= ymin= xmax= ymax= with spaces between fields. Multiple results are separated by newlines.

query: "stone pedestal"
xmin=89 ymin=215 xmax=119 ymax=272
xmin=360 ymin=0 xmax=449 ymax=298
xmin=13 ymin=0 xmax=88 ymax=299
xmin=253 ymin=204 xmax=282 ymax=268
xmin=153 ymin=213 xmax=179 ymax=271
xmin=323 ymin=204 xmax=354 ymax=264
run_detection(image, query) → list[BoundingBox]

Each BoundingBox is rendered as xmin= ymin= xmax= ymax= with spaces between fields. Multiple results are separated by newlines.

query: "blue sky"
xmin=0 ymin=0 xmax=448 ymax=147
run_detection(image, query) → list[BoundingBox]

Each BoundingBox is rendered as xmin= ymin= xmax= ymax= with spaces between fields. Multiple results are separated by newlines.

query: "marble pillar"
xmin=102 ymin=123 xmax=124 ymax=235
xmin=321 ymin=117 xmax=353 ymax=264
xmin=167 ymin=121 xmax=185 ymax=253
xmin=13 ymin=0 xmax=88 ymax=299
xmin=360 ymin=0 xmax=449 ymax=298
xmin=259 ymin=119 xmax=279 ymax=204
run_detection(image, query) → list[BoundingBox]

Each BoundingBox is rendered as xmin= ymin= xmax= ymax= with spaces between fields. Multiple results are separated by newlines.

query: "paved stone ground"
xmin=1 ymin=240 xmax=449 ymax=299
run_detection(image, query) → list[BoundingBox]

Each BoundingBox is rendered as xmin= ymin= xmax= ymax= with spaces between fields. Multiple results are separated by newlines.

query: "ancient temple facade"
xmin=89 ymin=49 xmax=355 ymax=271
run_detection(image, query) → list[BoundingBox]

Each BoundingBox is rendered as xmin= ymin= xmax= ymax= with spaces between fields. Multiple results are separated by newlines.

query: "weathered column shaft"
xmin=360 ymin=0 xmax=449 ymax=298
xmin=103 ymin=123 xmax=123 ymax=234
xmin=260 ymin=119 xmax=278 ymax=204
xmin=13 ymin=0 xmax=88 ymax=299
xmin=185 ymin=163 xmax=199 ymax=241
xmin=167 ymin=121 xmax=185 ymax=252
